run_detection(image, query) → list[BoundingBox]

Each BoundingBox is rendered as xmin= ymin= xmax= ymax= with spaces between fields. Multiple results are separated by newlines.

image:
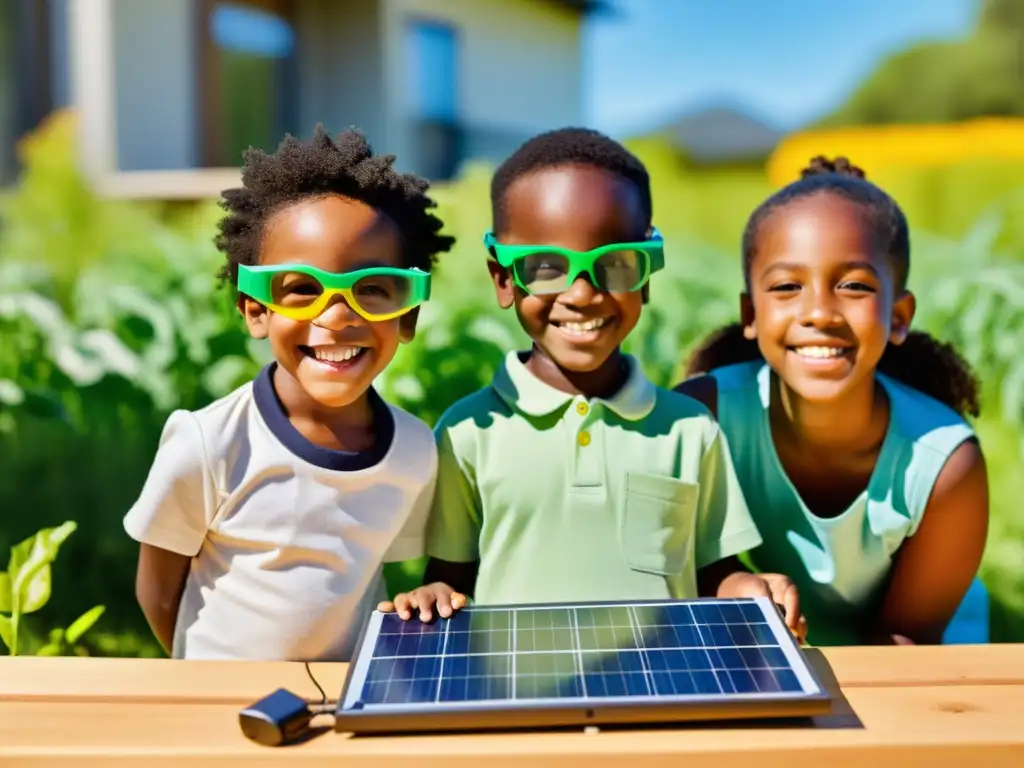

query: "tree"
xmin=817 ymin=0 xmax=1024 ymax=127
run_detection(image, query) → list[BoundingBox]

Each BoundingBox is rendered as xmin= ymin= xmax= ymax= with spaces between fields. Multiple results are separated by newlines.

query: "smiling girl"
xmin=676 ymin=156 xmax=989 ymax=647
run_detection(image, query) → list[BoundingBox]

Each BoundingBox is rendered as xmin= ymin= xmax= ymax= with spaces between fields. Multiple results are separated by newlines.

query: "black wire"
xmin=304 ymin=661 xmax=337 ymax=715
xmin=304 ymin=661 xmax=328 ymax=704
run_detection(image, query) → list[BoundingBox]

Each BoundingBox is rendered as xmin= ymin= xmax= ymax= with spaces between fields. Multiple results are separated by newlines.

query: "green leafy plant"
xmin=34 ymin=605 xmax=107 ymax=657
xmin=1 ymin=111 xmax=1023 ymax=647
xmin=0 ymin=521 xmax=105 ymax=656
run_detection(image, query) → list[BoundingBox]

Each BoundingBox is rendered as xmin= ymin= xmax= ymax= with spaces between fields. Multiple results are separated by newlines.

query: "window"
xmin=404 ymin=18 xmax=461 ymax=180
xmin=405 ymin=19 xmax=457 ymax=122
xmin=199 ymin=1 xmax=298 ymax=167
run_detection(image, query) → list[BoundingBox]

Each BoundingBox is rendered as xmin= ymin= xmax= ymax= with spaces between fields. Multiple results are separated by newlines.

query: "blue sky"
xmin=583 ymin=0 xmax=978 ymax=135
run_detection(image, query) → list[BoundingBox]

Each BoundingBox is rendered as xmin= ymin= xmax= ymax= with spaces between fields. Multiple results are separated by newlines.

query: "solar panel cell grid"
xmin=351 ymin=599 xmax=808 ymax=708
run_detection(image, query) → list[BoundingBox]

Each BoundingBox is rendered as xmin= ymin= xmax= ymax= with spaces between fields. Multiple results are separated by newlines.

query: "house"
xmin=638 ymin=104 xmax=784 ymax=169
xmin=1 ymin=0 xmax=607 ymax=198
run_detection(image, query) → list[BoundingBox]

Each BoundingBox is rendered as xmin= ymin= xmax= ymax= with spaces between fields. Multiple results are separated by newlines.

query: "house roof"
xmin=663 ymin=106 xmax=784 ymax=163
xmin=540 ymin=0 xmax=614 ymax=16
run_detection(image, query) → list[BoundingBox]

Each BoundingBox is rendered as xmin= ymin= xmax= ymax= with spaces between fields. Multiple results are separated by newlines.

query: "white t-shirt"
xmin=123 ymin=364 xmax=437 ymax=662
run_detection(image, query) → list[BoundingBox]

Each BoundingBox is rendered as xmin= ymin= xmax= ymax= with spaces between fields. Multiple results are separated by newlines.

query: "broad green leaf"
xmin=15 ymin=563 xmax=52 ymax=615
xmin=9 ymin=520 xmax=77 ymax=614
xmin=35 ymin=642 xmax=62 ymax=656
xmin=8 ymin=521 xmax=77 ymax=584
xmin=0 ymin=615 xmax=11 ymax=651
xmin=65 ymin=605 xmax=105 ymax=644
xmin=0 ymin=571 xmax=10 ymax=613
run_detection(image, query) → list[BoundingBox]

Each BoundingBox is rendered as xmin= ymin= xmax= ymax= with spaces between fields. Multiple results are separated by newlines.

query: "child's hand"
xmin=718 ymin=572 xmax=807 ymax=642
xmin=376 ymin=582 xmax=468 ymax=622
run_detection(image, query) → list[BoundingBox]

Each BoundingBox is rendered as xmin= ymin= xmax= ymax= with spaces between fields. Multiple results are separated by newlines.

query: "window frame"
xmin=403 ymin=15 xmax=459 ymax=124
xmin=401 ymin=14 xmax=463 ymax=181
xmin=70 ymin=0 xmax=297 ymax=199
xmin=195 ymin=0 xmax=298 ymax=169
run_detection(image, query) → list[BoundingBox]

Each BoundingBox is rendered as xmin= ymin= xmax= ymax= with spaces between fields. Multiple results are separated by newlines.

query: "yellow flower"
xmin=767 ymin=118 xmax=1024 ymax=187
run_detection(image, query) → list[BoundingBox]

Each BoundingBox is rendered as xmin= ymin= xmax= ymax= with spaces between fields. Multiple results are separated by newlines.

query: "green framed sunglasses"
xmin=237 ymin=263 xmax=431 ymax=322
xmin=483 ymin=229 xmax=665 ymax=296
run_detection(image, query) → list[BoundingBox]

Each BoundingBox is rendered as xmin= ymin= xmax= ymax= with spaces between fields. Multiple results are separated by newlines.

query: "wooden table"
xmin=3 ymin=645 xmax=1024 ymax=767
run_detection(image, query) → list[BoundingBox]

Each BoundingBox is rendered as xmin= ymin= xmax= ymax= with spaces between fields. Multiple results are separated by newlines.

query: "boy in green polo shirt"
xmin=382 ymin=128 xmax=804 ymax=637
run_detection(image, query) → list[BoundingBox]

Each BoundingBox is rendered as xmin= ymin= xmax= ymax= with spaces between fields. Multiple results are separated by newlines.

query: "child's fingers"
xmin=435 ymin=586 xmax=454 ymax=618
xmin=409 ymin=593 xmax=430 ymax=622
xmin=401 ymin=589 xmax=434 ymax=622
xmin=434 ymin=589 xmax=468 ymax=619
xmin=389 ymin=585 xmax=465 ymax=623
xmin=417 ymin=597 xmax=434 ymax=622
xmin=393 ymin=593 xmax=416 ymax=621
xmin=780 ymin=582 xmax=802 ymax=634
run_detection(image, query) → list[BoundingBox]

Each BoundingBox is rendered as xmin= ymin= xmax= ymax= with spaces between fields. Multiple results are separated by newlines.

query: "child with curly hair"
xmin=677 ymin=156 xmax=988 ymax=646
xmin=124 ymin=126 xmax=453 ymax=661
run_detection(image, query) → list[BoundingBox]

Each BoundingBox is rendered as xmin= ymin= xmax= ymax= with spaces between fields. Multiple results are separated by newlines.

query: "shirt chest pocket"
xmin=620 ymin=472 xmax=699 ymax=576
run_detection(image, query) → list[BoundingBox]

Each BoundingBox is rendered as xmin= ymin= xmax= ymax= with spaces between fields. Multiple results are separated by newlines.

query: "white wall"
xmin=111 ymin=0 xmax=196 ymax=171
xmin=380 ymin=0 xmax=584 ymax=173
xmin=292 ymin=0 xmax=385 ymax=148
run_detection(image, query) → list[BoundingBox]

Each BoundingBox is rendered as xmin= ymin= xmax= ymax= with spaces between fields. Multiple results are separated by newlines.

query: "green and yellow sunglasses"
xmin=237 ymin=263 xmax=431 ymax=322
xmin=483 ymin=229 xmax=665 ymax=296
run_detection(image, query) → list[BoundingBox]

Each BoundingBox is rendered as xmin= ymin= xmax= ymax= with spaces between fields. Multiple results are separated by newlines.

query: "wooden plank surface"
xmin=2 ymin=686 xmax=1024 ymax=767
xmin=817 ymin=644 xmax=1024 ymax=687
xmin=0 ymin=655 xmax=341 ymax=704
xmin=3 ymin=644 xmax=1022 ymax=704
xmin=3 ymin=646 xmax=1024 ymax=766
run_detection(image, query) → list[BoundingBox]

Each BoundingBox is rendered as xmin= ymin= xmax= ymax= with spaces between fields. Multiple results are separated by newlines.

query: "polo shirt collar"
xmin=492 ymin=350 xmax=657 ymax=421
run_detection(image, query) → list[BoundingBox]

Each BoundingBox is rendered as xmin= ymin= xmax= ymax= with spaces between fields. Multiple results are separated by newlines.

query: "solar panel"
xmin=335 ymin=596 xmax=830 ymax=734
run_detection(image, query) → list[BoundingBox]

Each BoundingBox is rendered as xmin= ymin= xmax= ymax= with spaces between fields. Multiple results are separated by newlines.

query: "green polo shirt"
xmin=424 ymin=350 xmax=762 ymax=605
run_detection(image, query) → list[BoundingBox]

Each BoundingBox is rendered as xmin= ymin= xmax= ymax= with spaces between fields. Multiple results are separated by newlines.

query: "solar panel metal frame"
xmin=334 ymin=596 xmax=831 ymax=734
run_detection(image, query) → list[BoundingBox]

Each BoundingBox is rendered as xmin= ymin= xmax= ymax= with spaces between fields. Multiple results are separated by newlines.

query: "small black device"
xmin=239 ymin=687 xmax=313 ymax=746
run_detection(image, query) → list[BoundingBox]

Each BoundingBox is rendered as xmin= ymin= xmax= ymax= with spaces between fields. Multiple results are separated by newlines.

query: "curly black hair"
xmin=489 ymin=127 xmax=652 ymax=235
xmin=684 ymin=156 xmax=981 ymax=418
xmin=215 ymin=125 xmax=455 ymax=285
